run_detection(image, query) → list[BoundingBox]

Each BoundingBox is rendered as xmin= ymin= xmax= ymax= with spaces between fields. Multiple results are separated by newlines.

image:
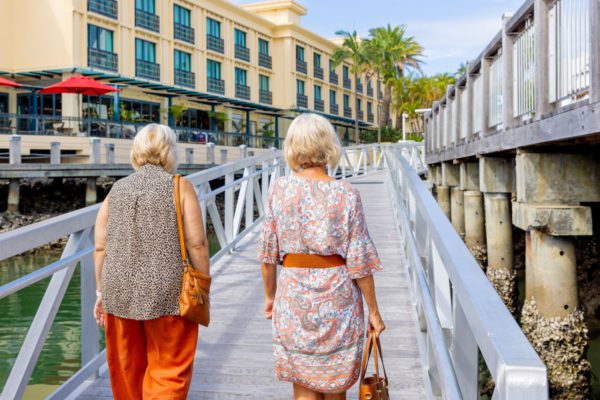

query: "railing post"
xmin=224 ymin=172 xmax=233 ymax=244
xmin=89 ymin=138 xmax=100 ymax=164
xmin=50 ymin=141 xmax=61 ymax=164
xmin=239 ymin=144 xmax=247 ymax=159
xmin=185 ymin=147 xmax=193 ymax=164
xmin=206 ymin=143 xmax=216 ymax=164
xmin=454 ymin=89 xmax=462 ymax=145
xmin=80 ymin=237 xmax=99 ymax=372
xmin=502 ymin=13 xmax=516 ymax=129
xmin=535 ymin=0 xmax=551 ymax=119
xmin=105 ymin=143 xmax=115 ymax=164
xmin=9 ymin=135 xmax=21 ymax=165
xmin=220 ymin=148 xmax=228 ymax=164
xmin=465 ymin=66 xmax=474 ymax=141
xmin=481 ymin=57 xmax=492 ymax=136
xmin=590 ymin=0 xmax=600 ymax=103
xmin=432 ymin=102 xmax=439 ymax=152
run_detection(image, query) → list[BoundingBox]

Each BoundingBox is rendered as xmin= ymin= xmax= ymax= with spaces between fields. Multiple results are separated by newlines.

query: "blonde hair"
xmin=284 ymin=113 xmax=342 ymax=172
xmin=130 ymin=123 xmax=178 ymax=173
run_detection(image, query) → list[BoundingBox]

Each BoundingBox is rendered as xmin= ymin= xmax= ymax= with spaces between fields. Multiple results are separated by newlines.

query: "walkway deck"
xmin=76 ymin=171 xmax=426 ymax=399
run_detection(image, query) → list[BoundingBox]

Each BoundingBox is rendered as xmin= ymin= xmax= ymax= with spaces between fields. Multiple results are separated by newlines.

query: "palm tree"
xmin=368 ymin=24 xmax=424 ymax=130
xmin=331 ymin=30 xmax=368 ymax=145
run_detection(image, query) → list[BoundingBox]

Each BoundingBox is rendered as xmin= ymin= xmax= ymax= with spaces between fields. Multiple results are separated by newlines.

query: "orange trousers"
xmin=105 ymin=314 xmax=198 ymax=400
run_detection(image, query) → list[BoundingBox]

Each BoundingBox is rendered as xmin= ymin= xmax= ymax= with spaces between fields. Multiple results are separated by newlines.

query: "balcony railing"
xmin=259 ymin=90 xmax=272 ymax=105
xmin=208 ymin=77 xmax=225 ymax=95
xmin=343 ymin=78 xmax=352 ymax=90
xmin=379 ymin=90 xmax=384 ymax=100
xmin=175 ymin=69 xmax=195 ymax=88
xmin=356 ymin=82 xmax=363 ymax=94
xmin=330 ymin=71 xmax=339 ymax=85
xmin=174 ymin=23 xmax=195 ymax=44
xmin=357 ymin=110 xmax=364 ymax=121
xmin=368 ymin=113 xmax=374 ymax=123
xmin=235 ymin=84 xmax=250 ymax=100
xmin=135 ymin=8 xmax=160 ymax=33
xmin=367 ymin=86 xmax=374 ymax=97
xmin=297 ymin=94 xmax=308 ymax=109
xmin=330 ymin=104 xmax=339 ymax=115
xmin=136 ymin=59 xmax=160 ymax=81
xmin=314 ymin=66 xmax=324 ymax=80
xmin=88 ymin=48 xmax=118 ymax=72
xmin=259 ymin=53 xmax=272 ymax=69
xmin=234 ymin=45 xmax=250 ymax=62
xmin=207 ymin=34 xmax=224 ymax=54
xmin=314 ymin=98 xmax=324 ymax=112
xmin=344 ymin=107 xmax=352 ymax=118
xmin=88 ymin=0 xmax=118 ymax=19
xmin=296 ymin=59 xmax=307 ymax=74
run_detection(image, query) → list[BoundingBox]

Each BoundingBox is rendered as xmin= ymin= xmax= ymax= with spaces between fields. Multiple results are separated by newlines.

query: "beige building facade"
xmin=0 ymin=0 xmax=381 ymax=147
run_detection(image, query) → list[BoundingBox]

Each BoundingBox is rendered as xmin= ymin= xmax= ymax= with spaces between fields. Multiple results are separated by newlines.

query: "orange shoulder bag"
xmin=359 ymin=330 xmax=389 ymax=400
xmin=174 ymin=174 xmax=211 ymax=327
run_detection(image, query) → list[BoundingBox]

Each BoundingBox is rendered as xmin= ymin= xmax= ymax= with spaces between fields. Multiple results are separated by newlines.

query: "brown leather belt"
xmin=282 ymin=253 xmax=346 ymax=268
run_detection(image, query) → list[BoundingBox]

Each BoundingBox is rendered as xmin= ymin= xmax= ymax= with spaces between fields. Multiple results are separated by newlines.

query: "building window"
xmin=234 ymin=29 xmax=249 ymax=62
xmin=259 ymin=38 xmax=269 ymax=55
xmin=367 ymin=101 xmax=372 ymax=114
xmin=297 ymin=79 xmax=305 ymax=95
xmin=174 ymin=4 xmax=190 ymax=26
xmin=343 ymin=94 xmax=350 ymax=108
xmin=235 ymin=68 xmax=247 ymax=86
xmin=314 ymin=53 xmax=321 ymax=68
xmin=259 ymin=75 xmax=270 ymax=91
xmin=207 ymin=17 xmax=221 ymax=38
xmin=135 ymin=38 xmax=156 ymax=62
xmin=135 ymin=0 xmax=159 ymax=32
xmin=136 ymin=0 xmax=155 ymax=13
xmin=296 ymin=45 xmax=304 ymax=61
xmin=173 ymin=4 xmax=194 ymax=44
xmin=88 ymin=24 xmax=114 ymax=53
xmin=343 ymin=65 xmax=349 ymax=80
xmin=174 ymin=50 xmax=194 ymax=88
xmin=314 ymin=85 xmax=322 ymax=100
xmin=174 ymin=50 xmax=191 ymax=71
xmin=329 ymin=60 xmax=335 ymax=72
xmin=0 ymin=94 xmax=8 ymax=113
xmin=330 ymin=89 xmax=336 ymax=105
xmin=234 ymin=29 xmax=247 ymax=47
xmin=207 ymin=59 xmax=221 ymax=80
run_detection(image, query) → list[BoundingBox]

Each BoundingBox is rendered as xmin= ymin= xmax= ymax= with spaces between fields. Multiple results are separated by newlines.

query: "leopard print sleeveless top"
xmin=102 ymin=164 xmax=183 ymax=320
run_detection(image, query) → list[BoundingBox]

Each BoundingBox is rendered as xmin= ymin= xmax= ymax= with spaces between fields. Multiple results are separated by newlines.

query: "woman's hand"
xmin=369 ymin=310 xmax=385 ymax=336
xmin=94 ymin=297 xmax=107 ymax=327
xmin=264 ymin=296 xmax=274 ymax=320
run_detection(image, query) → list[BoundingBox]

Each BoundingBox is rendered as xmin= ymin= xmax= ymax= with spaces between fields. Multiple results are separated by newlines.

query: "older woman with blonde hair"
xmin=93 ymin=124 xmax=210 ymax=399
xmin=259 ymin=113 xmax=385 ymax=400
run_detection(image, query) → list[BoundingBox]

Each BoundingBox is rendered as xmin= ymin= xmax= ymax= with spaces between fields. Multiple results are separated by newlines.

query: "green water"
xmin=0 ymin=235 xmax=221 ymax=399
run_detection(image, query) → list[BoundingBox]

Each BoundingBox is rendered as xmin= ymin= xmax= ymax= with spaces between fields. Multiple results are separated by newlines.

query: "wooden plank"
xmin=75 ymin=171 xmax=426 ymax=399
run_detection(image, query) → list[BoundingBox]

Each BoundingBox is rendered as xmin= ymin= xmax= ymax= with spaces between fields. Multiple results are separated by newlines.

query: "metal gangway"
xmin=0 ymin=143 xmax=548 ymax=399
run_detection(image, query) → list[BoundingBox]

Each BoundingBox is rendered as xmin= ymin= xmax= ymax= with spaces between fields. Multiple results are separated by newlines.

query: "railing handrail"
xmin=385 ymin=145 xmax=548 ymax=399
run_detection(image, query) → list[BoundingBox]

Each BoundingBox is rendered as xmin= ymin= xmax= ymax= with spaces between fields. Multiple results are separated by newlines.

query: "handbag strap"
xmin=174 ymin=175 xmax=189 ymax=265
xmin=360 ymin=330 xmax=389 ymax=384
xmin=374 ymin=333 xmax=389 ymax=383
xmin=360 ymin=330 xmax=374 ymax=381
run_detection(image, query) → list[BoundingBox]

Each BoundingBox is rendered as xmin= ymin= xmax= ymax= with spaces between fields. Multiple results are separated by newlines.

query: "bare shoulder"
xmin=179 ymin=177 xmax=197 ymax=194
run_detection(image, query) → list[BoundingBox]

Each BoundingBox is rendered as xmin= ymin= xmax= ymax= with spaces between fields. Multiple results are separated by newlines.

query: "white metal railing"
xmin=472 ymin=74 xmax=483 ymax=135
xmin=0 ymin=144 xmax=385 ymax=400
xmin=459 ymin=88 xmax=468 ymax=140
xmin=514 ymin=17 xmax=536 ymax=118
xmin=549 ymin=0 xmax=590 ymax=104
xmin=385 ymin=146 xmax=548 ymax=399
xmin=450 ymin=96 xmax=458 ymax=144
xmin=488 ymin=51 xmax=503 ymax=128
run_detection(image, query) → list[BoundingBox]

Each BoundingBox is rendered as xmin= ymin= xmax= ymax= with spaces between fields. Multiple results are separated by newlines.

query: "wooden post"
xmin=455 ymin=88 xmax=462 ymax=144
xmin=104 ymin=144 xmax=115 ymax=164
xmin=534 ymin=0 xmax=551 ymax=118
xmin=432 ymin=102 xmax=439 ymax=151
xmin=590 ymin=0 xmax=600 ymax=103
xmin=89 ymin=138 xmax=100 ymax=164
xmin=9 ymin=135 xmax=21 ymax=164
xmin=50 ymin=141 xmax=61 ymax=164
xmin=185 ymin=148 xmax=193 ymax=164
xmin=502 ymin=13 xmax=516 ymax=129
xmin=480 ymin=57 xmax=491 ymax=136
xmin=206 ymin=143 xmax=215 ymax=164
xmin=465 ymin=67 xmax=474 ymax=141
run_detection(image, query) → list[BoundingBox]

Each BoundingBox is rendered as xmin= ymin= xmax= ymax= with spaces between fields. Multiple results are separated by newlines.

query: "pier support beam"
xmin=436 ymin=185 xmax=450 ymax=219
xmin=86 ymin=178 xmax=97 ymax=206
xmin=514 ymin=151 xmax=597 ymax=399
xmin=450 ymin=187 xmax=465 ymax=237
xmin=464 ymin=190 xmax=486 ymax=266
xmin=7 ymin=179 xmax=20 ymax=213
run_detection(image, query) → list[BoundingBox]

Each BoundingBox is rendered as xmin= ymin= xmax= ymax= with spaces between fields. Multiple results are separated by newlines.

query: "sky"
xmin=230 ymin=0 xmax=525 ymax=76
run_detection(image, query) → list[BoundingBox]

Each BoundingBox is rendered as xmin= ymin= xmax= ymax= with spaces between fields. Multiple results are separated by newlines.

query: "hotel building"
xmin=0 ymin=0 xmax=382 ymax=148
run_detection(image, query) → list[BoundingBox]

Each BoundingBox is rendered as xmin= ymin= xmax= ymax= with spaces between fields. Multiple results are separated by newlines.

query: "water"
xmin=0 ymin=235 xmax=221 ymax=399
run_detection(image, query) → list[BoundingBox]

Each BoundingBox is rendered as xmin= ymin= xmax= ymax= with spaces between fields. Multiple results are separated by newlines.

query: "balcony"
xmin=297 ymin=94 xmax=308 ymax=109
xmin=174 ymin=23 xmax=195 ymax=44
xmin=259 ymin=90 xmax=272 ymax=105
xmin=259 ymin=53 xmax=272 ymax=69
xmin=356 ymin=82 xmax=363 ymax=94
xmin=175 ymin=69 xmax=195 ymax=88
xmin=88 ymin=48 xmax=118 ymax=72
xmin=88 ymin=0 xmax=118 ymax=19
xmin=235 ymin=45 xmax=250 ymax=62
xmin=314 ymin=98 xmax=324 ymax=112
xmin=207 ymin=34 xmax=224 ymax=54
xmin=314 ymin=66 xmax=324 ymax=80
xmin=367 ymin=113 xmax=374 ymax=123
xmin=343 ymin=78 xmax=352 ymax=90
xmin=344 ymin=107 xmax=352 ymax=118
xmin=367 ymin=86 xmax=374 ymax=97
xmin=296 ymin=59 xmax=307 ymax=74
xmin=357 ymin=110 xmax=364 ymax=121
xmin=135 ymin=8 xmax=160 ymax=33
xmin=207 ymin=77 xmax=225 ymax=94
xmin=329 ymin=71 xmax=339 ymax=85
xmin=136 ymin=59 xmax=160 ymax=81
xmin=330 ymin=103 xmax=339 ymax=115
xmin=235 ymin=84 xmax=250 ymax=100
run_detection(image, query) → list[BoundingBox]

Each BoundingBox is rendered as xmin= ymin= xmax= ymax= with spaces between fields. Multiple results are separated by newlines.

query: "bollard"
xmin=89 ymin=138 xmax=101 ymax=164
xmin=50 ymin=141 xmax=61 ymax=164
xmin=185 ymin=148 xmax=194 ymax=164
xmin=239 ymin=144 xmax=248 ymax=159
xmin=206 ymin=143 xmax=216 ymax=164
xmin=9 ymin=135 xmax=21 ymax=164
xmin=220 ymin=149 xmax=228 ymax=164
xmin=105 ymin=143 xmax=115 ymax=164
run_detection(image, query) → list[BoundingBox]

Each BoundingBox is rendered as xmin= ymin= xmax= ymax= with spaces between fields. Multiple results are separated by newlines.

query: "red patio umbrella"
xmin=0 ymin=77 xmax=22 ymax=87
xmin=39 ymin=75 xmax=119 ymax=120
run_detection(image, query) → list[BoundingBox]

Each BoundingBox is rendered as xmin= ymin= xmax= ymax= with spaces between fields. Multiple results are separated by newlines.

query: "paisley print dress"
xmin=257 ymin=175 xmax=382 ymax=393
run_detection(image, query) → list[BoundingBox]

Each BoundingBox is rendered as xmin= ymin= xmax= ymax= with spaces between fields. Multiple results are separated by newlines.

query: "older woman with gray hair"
xmin=93 ymin=124 xmax=210 ymax=399
xmin=259 ymin=113 xmax=385 ymax=400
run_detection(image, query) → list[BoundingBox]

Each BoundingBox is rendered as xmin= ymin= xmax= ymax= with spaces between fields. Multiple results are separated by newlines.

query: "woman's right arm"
xmin=180 ymin=178 xmax=210 ymax=276
xmin=356 ymin=275 xmax=385 ymax=335
xmin=93 ymin=198 xmax=109 ymax=327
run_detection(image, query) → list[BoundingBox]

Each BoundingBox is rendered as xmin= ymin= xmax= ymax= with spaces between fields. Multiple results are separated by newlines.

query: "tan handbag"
xmin=174 ymin=174 xmax=211 ymax=327
xmin=359 ymin=331 xmax=389 ymax=400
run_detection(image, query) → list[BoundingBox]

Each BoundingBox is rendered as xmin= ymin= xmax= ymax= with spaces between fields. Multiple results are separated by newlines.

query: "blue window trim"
xmin=234 ymin=29 xmax=247 ymax=47
xmin=367 ymin=101 xmax=372 ymax=114
xmin=88 ymin=24 xmax=114 ymax=52
xmin=235 ymin=67 xmax=247 ymax=85
xmin=174 ymin=4 xmax=191 ymax=26
xmin=258 ymin=38 xmax=269 ymax=55
xmin=135 ymin=38 xmax=156 ymax=62
xmin=207 ymin=59 xmax=221 ymax=79
xmin=296 ymin=45 xmax=304 ymax=61
xmin=207 ymin=17 xmax=221 ymax=38
xmin=314 ymin=85 xmax=322 ymax=100
xmin=329 ymin=89 xmax=336 ymax=105
xmin=314 ymin=53 xmax=321 ymax=68
xmin=343 ymin=65 xmax=349 ymax=79
xmin=259 ymin=74 xmax=270 ymax=91
xmin=329 ymin=60 xmax=335 ymax=72
xmin=343 ymin=94 xmax=350 ymax=108
xmin=174 ymin=49 xmax=191 ymax=71
xmin=135 ymin=0 xmax=155 ymax=13
xmin=296 ymin=79 xmax=305 ymax=95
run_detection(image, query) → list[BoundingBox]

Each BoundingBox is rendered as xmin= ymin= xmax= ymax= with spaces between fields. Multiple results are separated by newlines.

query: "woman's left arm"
xmin=261 ymin=263 xmax=277 ymax=319
xmin=93 ymin=198 xmax=109 ymax=327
